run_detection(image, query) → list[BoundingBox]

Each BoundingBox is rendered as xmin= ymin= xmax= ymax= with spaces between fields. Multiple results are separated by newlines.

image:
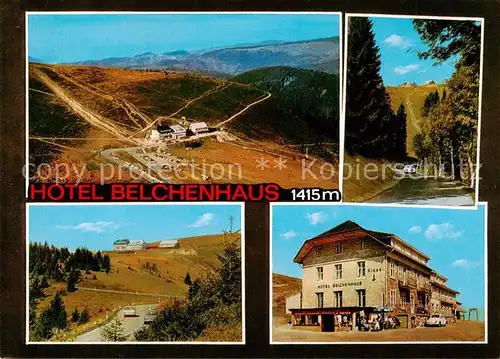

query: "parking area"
xmin=272 ymin=321 xmax=485 ymax=342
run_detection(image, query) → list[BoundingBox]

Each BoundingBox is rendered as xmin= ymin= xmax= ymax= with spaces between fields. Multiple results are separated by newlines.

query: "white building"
xmin=113 ymin=239 xmax=130 ymax=251
xmin=169 ymin=125 xmax=187 ymax=139
xmin=189 ymin=122 xmax=209 ymax=134
xmin=149 ymin=129 xmax=160 ymax=141
xmin=127 ymin=240 xmax=146 ymax=250
xmin=159 ymin=239 xmax=179 ymax=248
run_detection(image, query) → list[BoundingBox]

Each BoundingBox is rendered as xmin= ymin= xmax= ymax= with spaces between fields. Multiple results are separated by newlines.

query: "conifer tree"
xmin=346 ymin=17 xmax=395 ymax=158
xmin=184 ymin=272 xmax=192 ymax=286
xmin=100 ymin=317 xmax=127 ymax=341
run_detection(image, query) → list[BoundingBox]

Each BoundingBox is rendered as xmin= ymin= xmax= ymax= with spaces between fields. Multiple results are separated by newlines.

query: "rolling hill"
xmin=386 ymin=83 xmax=444 ymax=158
xmin=28 ymin=62 xmax=340 ymax=187
xmin=70 ymin=37 xmax=340 ymax=75
xmin=33 ymin=233 xmax=240 ymax=337
xmin=272 ymin=273 xmax=301 ymax=321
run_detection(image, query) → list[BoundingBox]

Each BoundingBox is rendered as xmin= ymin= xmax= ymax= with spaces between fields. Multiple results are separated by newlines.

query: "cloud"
xmin=425 ymin=223 xmax=463 ymax=240
xmin=394 ymin=64 xmax=420 ymax=75
xmin=383 ymin=34 xmax=411 ymax=48
xmin=409 ymin=225 xmax=422 ymax=234
xmin=306 ymin=211 xmax=327 ymax=225
xmin=280 ymin=230 xmax=298 ymax=240
xmin=452 ymin=259 xmax=479 ymax=269
xmin=189 ymin=213 xmax=215 ymax=228
xmin=56 ymin=221 xmax=119 ymax=233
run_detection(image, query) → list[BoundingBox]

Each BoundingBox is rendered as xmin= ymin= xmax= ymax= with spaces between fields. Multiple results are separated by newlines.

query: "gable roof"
xmin=293 ymin=221 xmax=392 ymax=263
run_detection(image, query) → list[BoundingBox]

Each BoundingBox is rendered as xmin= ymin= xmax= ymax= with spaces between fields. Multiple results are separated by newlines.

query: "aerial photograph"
xmin=343 ymin=15 xmax=483 ymax=206
xmin=271 ymin=203 xmax=486 ymax=343
xmin=28 ymin=13 xmax=341 ymax=188
xmin=27 ymin=203 xmax=243 ymax=343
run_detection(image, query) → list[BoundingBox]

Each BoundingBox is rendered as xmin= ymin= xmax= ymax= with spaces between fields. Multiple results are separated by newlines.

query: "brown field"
xmin=272 ymin=273 xmax=302 ymax=321
xmin=169 ymin=139 xmax=338 ymax=188
xmin=34 ymin=233 xmax=240 ymax=336
xmin=273 ymin=320 xmax=485 ymax=342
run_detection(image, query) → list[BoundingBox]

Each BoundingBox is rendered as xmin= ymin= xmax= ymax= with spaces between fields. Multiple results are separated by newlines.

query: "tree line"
xmin=29 ymin=242 xmax=111 ymax=341
xmin=345 ymin=17 xmax=408 ymax=161
xmin=412 ymin=19 xmax=481 ymax=187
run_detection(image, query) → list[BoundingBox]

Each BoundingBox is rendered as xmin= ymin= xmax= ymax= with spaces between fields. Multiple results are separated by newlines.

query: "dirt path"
xmin=77 ymin=286 xmax=183 ymax=298
xmin=33 ymin=68 xmax=139 ymax=144
xmin=405 ymin=87 xmax=421 ymax=133
xmin=215 ymin=91 xmax=271 ymax=128
xmin=273 ymin=321 xmax=485 ymax=342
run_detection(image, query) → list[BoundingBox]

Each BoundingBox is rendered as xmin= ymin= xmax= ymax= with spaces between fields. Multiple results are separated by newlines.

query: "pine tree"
xmin=71 ymin=307 xmax=80 ymax=323
xmin=396 ymin=103 xmax=408 ymax=160
xmin=78 ymin=308 xmax=90 ymax=324
xmin=346 ymin=17 xmax=395 ymax=158
xmin=35 ymin=291 xmax=68 ymax=339
xmin=66 ymin=270 xmax=80 ymax=292
xmin=184 ymin=272 xmax=192 ymax=286
xmin=100 ymin=316 xmax=127 ymax=341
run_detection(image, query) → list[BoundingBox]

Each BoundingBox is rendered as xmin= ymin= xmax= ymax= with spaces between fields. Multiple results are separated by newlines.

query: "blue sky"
xmin=28 ymin=204 xmax=241 ymax=251
xmin=369 ymin=17 xmax=459 ymax=86
xmin=28 ymin=13 xmax=340 ymax=64
xmin=272 ymin=204 xmax=486 ymax=312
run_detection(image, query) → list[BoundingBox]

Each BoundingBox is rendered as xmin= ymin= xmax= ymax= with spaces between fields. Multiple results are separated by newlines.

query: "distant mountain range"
xmin=62 ymin=37 xmax=340 ymax=76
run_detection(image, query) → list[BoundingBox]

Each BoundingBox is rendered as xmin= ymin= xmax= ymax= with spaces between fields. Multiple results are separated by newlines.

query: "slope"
xmin=272 ymin=273 xmax=302 ymax=321
xmin=386 ymin=84 xmax=444 ymax=158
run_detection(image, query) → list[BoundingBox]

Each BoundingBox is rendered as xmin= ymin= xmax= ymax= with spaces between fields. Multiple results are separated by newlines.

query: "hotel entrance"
xmin=321 ymin=314 xmax=335 ymax=332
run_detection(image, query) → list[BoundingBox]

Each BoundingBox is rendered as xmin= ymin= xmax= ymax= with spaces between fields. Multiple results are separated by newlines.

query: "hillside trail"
xmin=33 ymin=67 xmax=138 ymax=144
xmin=50 ymin=68 xmax=151 ymax=129
xmin=405 ymin=87 xmax=421 ymax=133
xmin=215 ymin=91 xmax=271 ymax=128
xmin=132 ymin=81 xmax=230 ymax=137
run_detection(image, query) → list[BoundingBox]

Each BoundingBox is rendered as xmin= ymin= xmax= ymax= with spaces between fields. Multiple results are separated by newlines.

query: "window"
xmin=357 ymin=261 xmax=366 ymax=277
xmin=356 ymin=289 xmax=366 ymax=307
xmin=401 ymin=291 xmax=408 ymax=305
xmin=315 ymin=246 xmax=323 ymax=257
xmin=316 ymin=292 xmax=324 ymax=308
xmin=317 ymin=267 xmax=324 ymax=281
xmin=336 ymin=243 xmax=342 ymax=254
xmin=360 ymin=239 xmax=366 ymax=250
xmin=334 ymin=291 xmax=343 ymax=307
xmin=390 ymin=290 xmax=396 ymax=307
xmin=390 ymin=262 xmax=395 ymax=278
xmin=335 ymin=264 xmax=343 ymax=279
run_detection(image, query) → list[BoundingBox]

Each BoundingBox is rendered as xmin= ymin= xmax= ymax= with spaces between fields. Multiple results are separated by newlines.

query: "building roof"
xmin=128 ymin=240 xmax=145 ymax=245
xmin=157 ymin=125 xmax=173 ymax=133
xmin=159 ymin=239 xmax=178 ymax=244
xmin=113 ymin=239 xmax=130 ymax=245
xmin=294 ymin=220 xmax=433 ymax=265
xmin=170 ymin=124 xmax=186 ymax=132
xmin=431 ymin=280 xmax=460 ymax=294
xmin=190 ymin=122 xmax=208 ymax=128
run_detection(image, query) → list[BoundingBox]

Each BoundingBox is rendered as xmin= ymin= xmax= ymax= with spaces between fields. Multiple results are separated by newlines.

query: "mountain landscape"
xmin=68 ymin=37 xmax=340 ymax=76
xmin=28 ymin=36 xmax=340 ymax=187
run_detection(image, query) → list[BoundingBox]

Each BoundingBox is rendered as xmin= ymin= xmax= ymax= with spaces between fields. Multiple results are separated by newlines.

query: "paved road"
xmin=74 ymin=304 xmax=157 ymax=342
xmin=273 ymin=320 xmax=485 ymax=342
xmin=77 ymin=286 xmax=182 ymax=298
xmin=368 ymin=177 xmax=474 ymax=206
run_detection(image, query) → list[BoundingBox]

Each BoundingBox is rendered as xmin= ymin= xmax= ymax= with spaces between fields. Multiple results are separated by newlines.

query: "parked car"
xmin=122 ymin=306 xmax=137 ymax=317
xmin=403 ymin=163 xmax=418 ymax=174
xmin=144 ymin=308 xmax=157 ymax=324
xmin=425 ymin=314 xmax=447 ymax=327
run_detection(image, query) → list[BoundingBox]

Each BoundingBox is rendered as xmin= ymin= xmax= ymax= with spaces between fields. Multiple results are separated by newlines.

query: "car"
xmin=403 ymin=163 xmax=418 ymax=174
xmin=425 ymin=314 xmax=447 ymax=327
xmin=144 ymin=309 xmax=157 ymax=324
xmin=122 ymin=306 xmax=137 ymax=317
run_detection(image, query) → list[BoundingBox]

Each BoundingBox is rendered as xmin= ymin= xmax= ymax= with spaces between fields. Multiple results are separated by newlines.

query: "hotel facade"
xmin=286 ymin=221 xmax=461 ymax=330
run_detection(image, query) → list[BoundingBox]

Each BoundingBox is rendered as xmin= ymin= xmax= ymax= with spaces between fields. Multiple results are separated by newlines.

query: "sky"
xmin=28 ymin=204 xmax=242 ymax=251
xmin=272 ymin=204 xmax=486 ymax=312
xmin=368 ymin=17 xmax=460 ymax=86
xmin=28 ymin=13 xmax=340 ymax=64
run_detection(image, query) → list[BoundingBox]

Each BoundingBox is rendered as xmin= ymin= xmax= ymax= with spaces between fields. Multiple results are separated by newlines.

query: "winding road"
xmin=74 ymin=304 xmax=157 ymax=342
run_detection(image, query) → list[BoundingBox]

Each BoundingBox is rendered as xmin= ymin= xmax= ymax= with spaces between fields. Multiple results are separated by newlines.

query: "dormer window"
xmin=315 ymin=246 xmax=323 ymax=257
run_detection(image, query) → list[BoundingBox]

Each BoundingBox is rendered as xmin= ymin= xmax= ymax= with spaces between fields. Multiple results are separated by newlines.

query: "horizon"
xmin=27 ymin=13 xmax=340 ymax=64
xmin=271 ymin=204 xmax=486 ymax=314
xmin=28 ymin=204 xmax=242 ymax=251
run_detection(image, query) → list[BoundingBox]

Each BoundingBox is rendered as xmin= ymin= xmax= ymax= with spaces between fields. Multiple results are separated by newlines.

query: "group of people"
xmin=358 ymin=312 xmax=400 ymax=331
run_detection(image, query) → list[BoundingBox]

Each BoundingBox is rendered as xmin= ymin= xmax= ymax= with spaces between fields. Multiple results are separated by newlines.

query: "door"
xmin=321 ymin=314 xmax=335 ymax=332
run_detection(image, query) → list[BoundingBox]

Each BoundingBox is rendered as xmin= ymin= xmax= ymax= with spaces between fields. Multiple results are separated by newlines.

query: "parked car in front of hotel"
xmin=403 ymin=163 xmax=418 ymax=174
xmin=425 ymin=314 xmax=447 ymax=327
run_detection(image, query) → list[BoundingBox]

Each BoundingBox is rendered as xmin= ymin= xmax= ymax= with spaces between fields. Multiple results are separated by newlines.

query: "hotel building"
xmin=286 ymin=221 xmax=461 ymax=330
